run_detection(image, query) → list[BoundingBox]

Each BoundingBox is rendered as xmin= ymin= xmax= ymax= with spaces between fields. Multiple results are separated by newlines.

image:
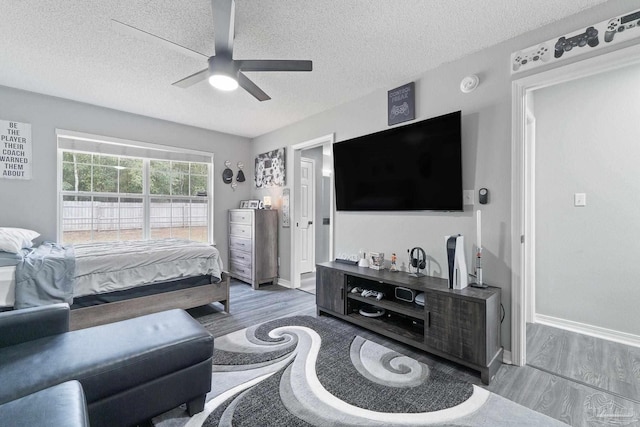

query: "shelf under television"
xmin=347 ymin=293 xmax=424 ymax=320
xmin=346 ymin=312 xmax=424 ymax=344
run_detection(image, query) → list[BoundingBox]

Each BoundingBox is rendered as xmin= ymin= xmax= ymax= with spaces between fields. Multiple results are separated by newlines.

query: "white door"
xmin=299 ymin=158 xmax=315 ymax=274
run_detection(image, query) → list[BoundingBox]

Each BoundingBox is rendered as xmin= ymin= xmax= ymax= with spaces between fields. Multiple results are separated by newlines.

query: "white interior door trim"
xmin=291 ymin=133 xmax=335 ymax=288
xmin=511 ymin=43 xmax=640 ymax=367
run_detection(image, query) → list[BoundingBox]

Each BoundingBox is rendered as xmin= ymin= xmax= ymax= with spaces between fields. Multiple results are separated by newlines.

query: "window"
xmin=57 ymin=131 xmax=214 ymax=244
xmin=148 ymin=160 xmax=209 ymax=243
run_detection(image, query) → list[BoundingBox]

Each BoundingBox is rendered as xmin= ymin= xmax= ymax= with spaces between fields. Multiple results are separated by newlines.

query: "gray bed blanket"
xmin=14 ymin=242 xmax=76 ymax=309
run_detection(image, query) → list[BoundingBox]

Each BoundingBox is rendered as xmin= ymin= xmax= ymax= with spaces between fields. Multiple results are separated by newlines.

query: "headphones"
xmin=410 ymin=247 xmax=426 ymax=270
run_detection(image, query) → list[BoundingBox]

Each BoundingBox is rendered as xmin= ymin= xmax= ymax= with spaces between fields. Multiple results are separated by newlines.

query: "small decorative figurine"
xmin=390 ymin=253 xmax=398 ymax=272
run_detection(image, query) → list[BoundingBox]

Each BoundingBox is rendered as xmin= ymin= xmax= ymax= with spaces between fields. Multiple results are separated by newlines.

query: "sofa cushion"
xmin=0 ymin=380 xmax=89 ymax=427
xmin=0 ymin=308 xmax=213 ymax=405
xmin=0 ymin=303 xmax=69 ymax=348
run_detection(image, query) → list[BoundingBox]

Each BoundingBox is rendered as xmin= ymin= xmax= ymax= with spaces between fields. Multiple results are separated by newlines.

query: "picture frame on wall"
xmin=388 ymin=82 xmax=415 ymax=126
xmin=255 ymin=148 xmax=286 ymax=188
xmin=0 ymin=119 xmax=32 ymax=180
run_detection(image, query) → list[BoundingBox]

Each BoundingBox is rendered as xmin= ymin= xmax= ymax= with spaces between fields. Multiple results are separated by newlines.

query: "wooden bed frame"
xmin=69 ymin=271 xmax=230 ymax=330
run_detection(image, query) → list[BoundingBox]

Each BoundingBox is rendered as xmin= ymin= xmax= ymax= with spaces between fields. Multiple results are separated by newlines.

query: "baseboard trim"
xmin=535 ymin=313 xmax=640 ymax=348
xmin=502 ymin=350 xmax=513 ymax=365
xmin=277 ymin=278 xmax=292 ymax=288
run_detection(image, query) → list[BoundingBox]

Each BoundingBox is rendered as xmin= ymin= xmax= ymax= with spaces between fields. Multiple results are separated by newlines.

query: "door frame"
xmin=511 ymin=43 xmax=640 ymax=366
xmin=290 ymin=134 xmax=335 ymax=288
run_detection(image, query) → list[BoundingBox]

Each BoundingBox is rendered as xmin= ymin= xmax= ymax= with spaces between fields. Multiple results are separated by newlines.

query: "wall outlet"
xmin=463 ymin=190 xmax=474 ymax=205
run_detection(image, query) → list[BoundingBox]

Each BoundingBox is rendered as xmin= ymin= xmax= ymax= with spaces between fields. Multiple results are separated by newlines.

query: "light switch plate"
xmin=574 ymin=193 xmax=586 ymax=207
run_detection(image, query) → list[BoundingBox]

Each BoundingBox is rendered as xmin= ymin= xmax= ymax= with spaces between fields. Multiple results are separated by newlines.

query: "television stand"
xmin=315 ymin=261 xmax=502 ymax=384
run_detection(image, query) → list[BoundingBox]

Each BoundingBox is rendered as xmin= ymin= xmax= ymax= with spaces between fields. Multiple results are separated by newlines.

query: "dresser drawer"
xmin=230 ymin=250 xmax=252 ymax=266
xmin=229 ymin=259 xmax=252 ymax=279
xmin=229 ymin=223 xmax=252 ymax=238
xmin=230 ymin=236 xmax=252 ymax=253
xmin=230 ymin=210 xmax=253 ymax=224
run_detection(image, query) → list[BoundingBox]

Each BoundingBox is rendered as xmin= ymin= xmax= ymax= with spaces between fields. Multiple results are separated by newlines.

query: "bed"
xmin=0 ymin=234 xmax=229 ymax=330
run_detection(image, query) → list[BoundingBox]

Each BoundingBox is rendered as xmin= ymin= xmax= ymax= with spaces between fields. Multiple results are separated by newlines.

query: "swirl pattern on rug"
xmin=199 ymin=316 xmax=488 ymax=426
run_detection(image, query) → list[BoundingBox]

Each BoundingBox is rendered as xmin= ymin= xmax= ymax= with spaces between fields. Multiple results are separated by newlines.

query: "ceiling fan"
xmin=112 ymin=0 xmax=312 ymax=101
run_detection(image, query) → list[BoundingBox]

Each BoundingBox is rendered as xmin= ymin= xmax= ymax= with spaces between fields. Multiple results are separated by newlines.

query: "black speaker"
xmin=410 ymin=247 xmax=426 ymax=269
xmin=395 ymin=287 xmax=416 ymax=302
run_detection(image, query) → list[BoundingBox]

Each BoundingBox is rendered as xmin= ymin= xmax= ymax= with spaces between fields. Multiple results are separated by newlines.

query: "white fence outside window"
xmin=62 ymin=201 xmax=207 ymax=231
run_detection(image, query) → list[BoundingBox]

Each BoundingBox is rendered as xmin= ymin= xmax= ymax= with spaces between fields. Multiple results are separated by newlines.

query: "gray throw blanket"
xmin=15 ymin=242 xmax=75 ymax=309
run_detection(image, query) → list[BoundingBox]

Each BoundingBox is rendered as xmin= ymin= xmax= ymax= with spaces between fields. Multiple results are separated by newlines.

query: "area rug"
xmin=154 ymin=316 xmax=566 ymax=426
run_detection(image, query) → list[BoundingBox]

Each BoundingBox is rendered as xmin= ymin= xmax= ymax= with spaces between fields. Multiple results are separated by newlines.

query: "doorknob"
xmin=308 ymin=221 xmax=313 ymax=225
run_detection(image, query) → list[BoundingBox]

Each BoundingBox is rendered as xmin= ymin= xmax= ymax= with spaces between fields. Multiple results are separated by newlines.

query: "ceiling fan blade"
xmin=239 ymin=60 xmax=313 ymax=72
xmin=212 ymin=0 xmax=235 ymax=55
xmin=172 ymin=68 xmax=209 ymax=88
xmin=111 ymin=19 xmax=208 ymax=61
xmin=238 ymin=72 xmax=271 ymax=101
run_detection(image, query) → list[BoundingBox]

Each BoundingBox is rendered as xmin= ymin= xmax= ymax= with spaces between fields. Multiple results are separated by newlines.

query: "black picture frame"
xmin=388 ymin=82 xmax=415 ymax=126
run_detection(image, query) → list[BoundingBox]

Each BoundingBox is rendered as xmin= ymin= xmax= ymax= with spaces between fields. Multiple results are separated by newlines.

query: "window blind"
xmin=57 ymin=135 xmax=213 ymax=164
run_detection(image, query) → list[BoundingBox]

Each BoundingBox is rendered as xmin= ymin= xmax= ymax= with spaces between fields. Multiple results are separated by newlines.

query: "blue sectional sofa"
xmin=0 ymin=303 xmax=213 ymax=427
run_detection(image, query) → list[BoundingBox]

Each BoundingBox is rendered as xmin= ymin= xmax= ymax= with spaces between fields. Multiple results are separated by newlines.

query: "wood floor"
xmin=187 ymin=280 xmax=640 ymax=426
xmin=299 ymin=272 xmax=316 ymax=295
xmin=489 ymin=325 xmax=640 ymax=426
xmin=187 ymin=280 xmax=316 ymax=338
xmin=527 ymin=323 xmax=640 ymax=401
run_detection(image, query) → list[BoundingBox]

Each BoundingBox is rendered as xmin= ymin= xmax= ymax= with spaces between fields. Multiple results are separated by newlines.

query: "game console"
xmin=554 ymin=26 xmax=599 ymax=58
xmin=605 ymin=11 xmax=640 ymax=43
xmin=512 ymin=43 xmax=551 ymax=72
xmin=445 ymin=235 xmax=468 ymax=290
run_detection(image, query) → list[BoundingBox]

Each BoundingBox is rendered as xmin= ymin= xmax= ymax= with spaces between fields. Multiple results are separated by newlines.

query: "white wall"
xmin=0 ymin=85 xmax=252 ymax=266
xmin=249 ymin=0 xmax=638 ymax=351
xmin=534 ymin=62 xmax=640 ymax=336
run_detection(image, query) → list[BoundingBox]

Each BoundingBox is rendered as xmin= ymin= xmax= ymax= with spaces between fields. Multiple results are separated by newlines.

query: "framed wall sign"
xmin=0 ymin=119 xmax=32 ymax=180
xmin=388 ymin=82 xmax=415 ymax=126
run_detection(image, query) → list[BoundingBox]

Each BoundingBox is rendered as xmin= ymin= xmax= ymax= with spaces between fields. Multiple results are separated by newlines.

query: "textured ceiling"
xmin=0 ymin=0 xmax=608 ymax=138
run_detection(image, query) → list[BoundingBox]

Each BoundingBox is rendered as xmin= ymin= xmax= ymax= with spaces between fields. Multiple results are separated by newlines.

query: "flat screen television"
xmin=333 ymin=111 xmax=462 ymax=211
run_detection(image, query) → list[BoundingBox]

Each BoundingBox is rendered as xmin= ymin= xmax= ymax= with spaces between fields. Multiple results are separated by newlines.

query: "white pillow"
xmin=0 ymin=227 xmax=40 ymax=253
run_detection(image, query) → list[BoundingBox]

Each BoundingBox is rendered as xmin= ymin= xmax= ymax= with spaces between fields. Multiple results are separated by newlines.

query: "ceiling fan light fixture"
xmin=208 ymin=53 xmax=238 ymax=91
xmin=209 ymin=74 xmax=238 ymax=91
